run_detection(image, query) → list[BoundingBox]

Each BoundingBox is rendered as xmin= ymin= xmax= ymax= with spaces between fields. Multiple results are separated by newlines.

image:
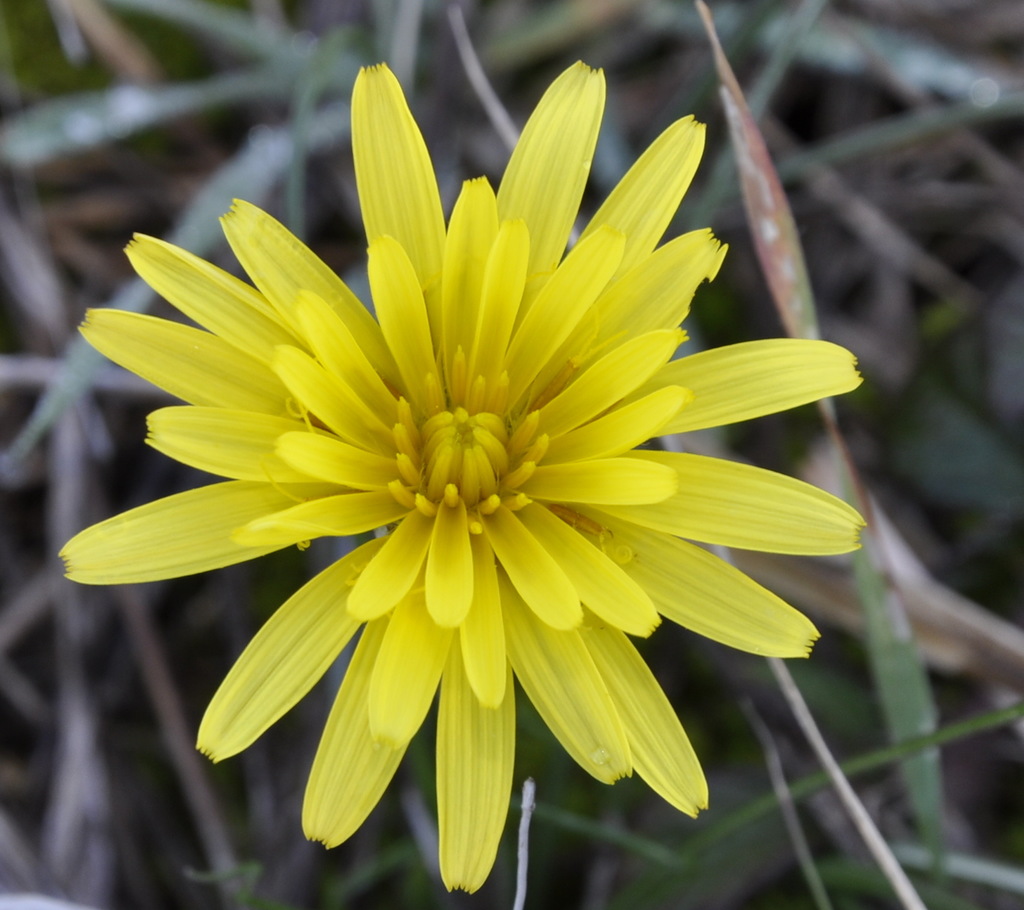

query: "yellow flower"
xmin=61 ymin=62 xmax=864 ymax=891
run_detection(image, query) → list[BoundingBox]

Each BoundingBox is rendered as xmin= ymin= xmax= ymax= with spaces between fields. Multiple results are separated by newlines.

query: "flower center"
xmin=386 ymin=396 xmax=548 ymax=526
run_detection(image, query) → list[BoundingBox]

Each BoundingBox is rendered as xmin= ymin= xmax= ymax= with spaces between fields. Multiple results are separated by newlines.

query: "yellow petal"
xmin=352 ymin=64 xmax=446 ymax=289
xmin=522 ymin=458 xmax=677 ymax=505
xmin=276 ymin=431 xmax=397 ymax=489
xmin=61 ymin=481 xmax=302 ymax=583
xmin=220 ymin=200 xmax=395 ymax=379
xmin=293 ymin=290 xmax=399 ymax=422
xmin=125 ymin=234 xmax=295 ymax=362
xmin=82 ymin=309 xmax=287 ymax=414
xmin=581 ymin=624 xmax=707 ymax=815
xmin=437 ymin=646 xmax=515 ymax=893
xmin=544 ymin=387 xmax=692 ymax=464
xmin=272 ymin=345 xmax=393 ymax=455
xmin=585 ymin=510 xmax=820 ymax=656
xmin=232 ymin=491 xmax=407 ymax=547
xmin=504 ymin=225 xmax=624 ymax=406
xmin=466 ymin=219 xmax=530 ymax=391
xmin=480 ymin=505 xmax=581 ymax=630
xmin=197 ymin=537 xmax=384 ymax=760
xmin=604 ymin=451 xmax=864 ymax=555
xmin=579 ymin=116 xmax=705 ymax=277
xmin=654 ymin=339 xmax=863 ymax=433
xmin=347 ymin=510 xmax=433 ymax=621
xmin=460 ymin=535 xmax=507 ymax=707
xmin=441 ymin=178 xmax=499 ymax=374
xmin=517 ymin=504 xmax=660 ymax=637
xmin=538 ymin=329 xmax=683 ymax=438
xmin=425 ymin=499 xmax=474 ymax=627
xmin=497 ymin=61 xmax=605 ymax=277
xmin=367 ymin=235 xmax=439 ymax=412
xmin=147 ymin=407 xmax=311 ymax=482
xmin=502 ymin=576 xmax=630 ymax=783
xmin=304 ymin=617 xmax=406 ymax=847
xmin=369 ymin=588 xmax=453 ymax=746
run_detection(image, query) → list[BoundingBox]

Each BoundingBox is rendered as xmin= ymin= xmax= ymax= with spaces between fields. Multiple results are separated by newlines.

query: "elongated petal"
xmin=579 ymin=116 xmax=705 ymax=276
xmin=127 ymin=234 xmax=295 ymax=361
xmin=581 ymin=625 xmax=707 ymax=814
xmin=481 ymin=506 xmax=581 ymax=630
xmin=82 ymin=310 xmax=286 ymax=414
xmin=504 ymin=226 xmax=624 ymax=406
xmin=544 ymin=387 xmax=692 ymax=464
xmin=438 ymin=646 xmax=514 ymax=892
xmin=497 ymin=62 xmax=605 ymax=277
xmin=602 ymin=452 xmax=864 ymax=555
xmin=502 ymin=577 xmax=630 ymax=783
xmin=276 ymin=431 xmax=397 ymax=489
xmin=653 ymin=339 xmax=863 ymax=433
xmin=460 ymin=535 xmax=506 ymax=707
xmin=584 ymin=509 xmax=819 ymax=656
xmin=539 ymin=329 xmax=683 ymax=437
xmin=221 ymin=200 xmax=394 ymax=379
xmin=368 ymin=235 xmax=439 ymax=411
xmin=294 ymin=290 xmax=399 ymax=421
xmin=466 ymin=219 xmax=530 ymax=388
xmin=426 ymin=499 xmax=474 ymax=627
xmin=522 ymin=458 xmax=677 ymax=505
xmin=304 ymin=618 xmax=407 ymax=846
xmin=369 ymin=589 xmax=453 ymax=746
xmin=441 ymin=178 xmax=499 ymax=372
xmin=273 ymin=345 xmax=392 ymax=454
xmin=347 ymin=511 xmax=433 ymax=620
xmin=517 ymin=504 xmax=660 ymax=637
xmin=61 ymin=482 xmax=303 ymax=583
xmin=352 ymin=64 xmax=446 ymax=288
xmin=198 ymin=537 xmax=384 ymax=760
xmin=233 ymin=491 xmax=407 ymax=547
xmin=147 ymin=407 xmax=310 ymax=482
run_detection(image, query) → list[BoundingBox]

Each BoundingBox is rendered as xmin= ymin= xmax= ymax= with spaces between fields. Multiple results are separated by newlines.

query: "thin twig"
xmin=768 ymin=658 xmax=928 ymax=910
xmin=512 ymin=778 xmax=536 ymax=910
xmin=447 ymin=5 xmax=519 ymax=152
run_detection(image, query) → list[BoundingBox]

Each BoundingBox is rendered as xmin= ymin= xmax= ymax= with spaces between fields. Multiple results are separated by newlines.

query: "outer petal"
xmin=233 ymin=491 xmax=407 ymax=547
xmin=581 ymin=625 xmax=707 ymax=815
xmin=220 ymin=200 xmax=395 ymax=380
xmin=304 ymin=618 xmax=406 ymax=847
xmin=653 ymin=339 xmax=863 ymax=433
xmin=61 ymin=481 xmax=304 ymax=583
xmin=437 ymin=646 xmax=515 ymax=893
xmin=502 ymin=576 xmax=631 ymax=783
xmin=81 ymin=310 xmax=287 ymax=415
xmin=125 ymin=234 xmax=295 ymax=362
xmin=197 ymin=537 xmax=384 ymax=760
xmin=147 ymin=407 xmax=311 ymax=482
xmin=497 ymin=62 xmax=605 ymax=277
xmin=480 ymin=505 xmax=581 ymax=630
xmin=460 ymin=534 xmax=507 ymax=707
xmin=517 ymin=503 xmax=660 ymax=637
xmin=368 ymin=589 xmax=453 ymax=746
xmin=347 ymin=510 xmax=433 ymax=621
xmin=276 ymin=431 xmax=397 ymax=489
xmin=579 ymin=116 xmax=705 ymax=277
xmin=585 ymin=509 xmax=820 ymax=657
xmin=522 ymin=458 xmax=677 ymax=505
xmin=352 ymin=64 xmax=446 ymax=288
xmin=602 ymin=451 xmax=864 ymax=555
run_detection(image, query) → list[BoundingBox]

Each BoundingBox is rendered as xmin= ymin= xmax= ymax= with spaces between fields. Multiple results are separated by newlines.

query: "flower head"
xmin=62 ymin=62 xmax=863 ymax=891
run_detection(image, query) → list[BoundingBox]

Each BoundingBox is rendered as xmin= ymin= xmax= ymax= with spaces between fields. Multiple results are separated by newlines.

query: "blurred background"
xmin=1 ymin=0 xmax=1023 ymax=908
